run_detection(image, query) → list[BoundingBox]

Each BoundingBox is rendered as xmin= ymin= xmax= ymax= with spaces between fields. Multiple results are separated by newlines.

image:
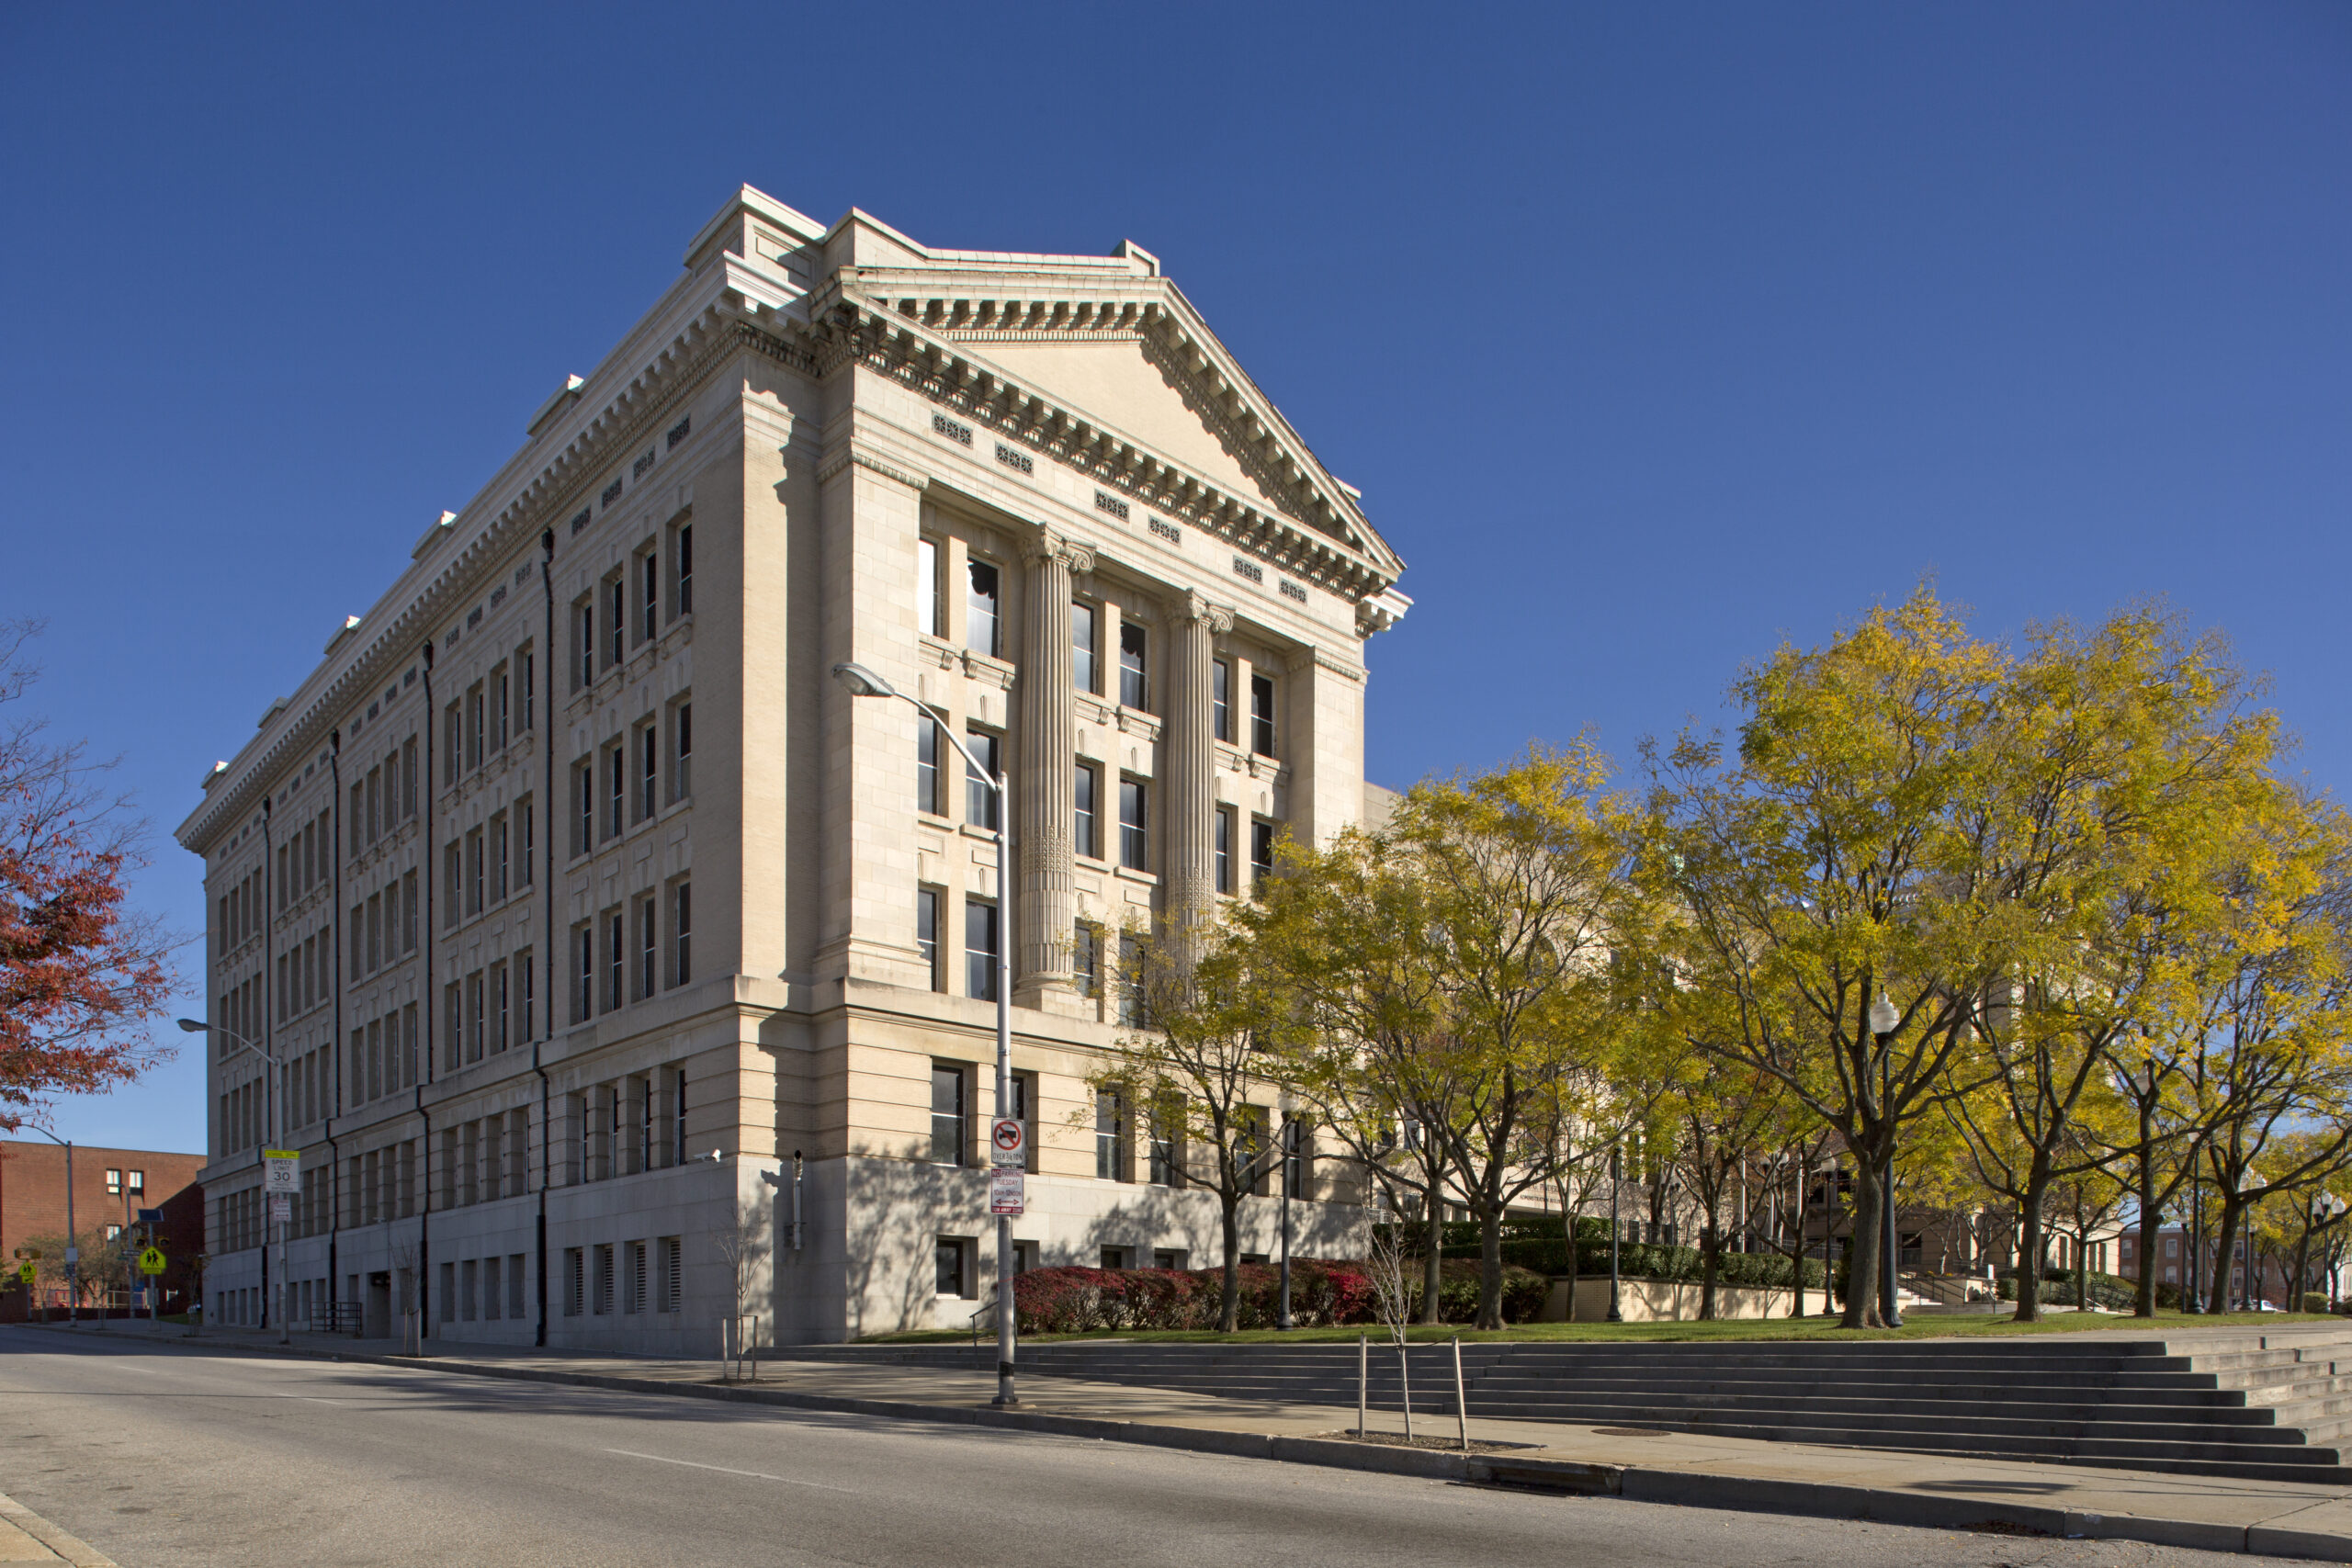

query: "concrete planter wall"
xmin=1544 ymin=1276 xmax=1809 ymax=1323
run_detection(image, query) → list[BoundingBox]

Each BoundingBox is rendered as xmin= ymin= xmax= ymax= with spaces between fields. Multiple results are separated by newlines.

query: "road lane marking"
xmin=601 ymin=1449 xmax=856 ymax=1492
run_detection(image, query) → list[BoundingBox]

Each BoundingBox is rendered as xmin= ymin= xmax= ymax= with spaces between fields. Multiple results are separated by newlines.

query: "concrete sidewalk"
xmin=32 ymin=1319 xmax=2352 ymax=1563
xmin=0 ymin=1491 xmax=118 ymax=1566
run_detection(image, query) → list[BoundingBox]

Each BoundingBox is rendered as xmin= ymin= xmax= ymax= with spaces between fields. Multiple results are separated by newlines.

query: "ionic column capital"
xmin=1023 ymin=524 xmax=1095 ymax=577
xmin=1176 ymin=590 xmax=1234 ymax=636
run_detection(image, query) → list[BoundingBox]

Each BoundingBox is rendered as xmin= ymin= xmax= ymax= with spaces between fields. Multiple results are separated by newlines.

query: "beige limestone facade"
xmin=176 ymin=186 xmax=1410 ymax=1350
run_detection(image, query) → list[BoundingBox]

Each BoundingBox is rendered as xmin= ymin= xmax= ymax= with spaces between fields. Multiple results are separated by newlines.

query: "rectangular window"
xmin=1118 ymin=933 xmax=1148 ymax=1028
xmin=672 ymin=882 xmax=692 ymax=988
xmin=517 ymin=798 xmax=533 ymax=886
xmin=1213 ymin=659 xmax=1232 ymax=743
xmin=1095 ymin=1090 xmax=1129 ymax=1183
xmin=658 ymin=1237 xmax=682 ymax=1313
xmin=466 ymin=827 xmax=484 ymax=916
xmin=916 ymin=717 xmax=941 ymax=817
xmin=467 ymin=970 xmax=484 ymax=1063
xmin=1148 ymin=1099 xmax=1182 ymax=1187
xmin=965 ymin=729 xmax=1000 ymax=829
xmin=1251 ymin=818 xmax=1276 ymax=884
xmin=492 ymin=960 xmax=509 ymax=1053
xmin=966 ymin=898 xmax=998 ymax=1001
xmin=1009 ymin=1072 xmax=1037 ymax=1175
xmin=935 ymin=1236 xmax=967 ymax=1298
xmin=521 ymin=649 xmax=536 ymax=731
xmin=1119 ymin=622 xmax=1148 ymax=710
xmin=1215 ymin=807 xmax=1234 ymax=895
xmin=1073 ymin=922 xmax=1101 ymax=998
xmin=1283 ymin=1118 xmax=1310 ymax=1199
xmin=604 ymin=744 xmax=624 ymax=840
xmin=564 ymin=1248 xmax=584 ymax=1315
xmin=571 ymin=761 xmax=593 ymax=857
xmin=967 ymin=558 xmax=1000 ymax=658
xmin=637 ymin=723 xmax=657 ymax=823
xmin=492 ymin=663 xmax=509 ymax=751
xmin=918 ymin=537 xmax=941 ymax=637
xmin=442 ymin=983 xmax=460 ymax=1073
xmin=573 ymin=597 xmax=594 ymax=690
xmin=603 ymin=575 xmax=624 ymax=671
xmin=516 ymin=954 xmax=533 ymax=1041
xmin=637 ymin=895 xmax=656 ymax=1000
xmin=673 ymin=521 xmax=693 ymax=617
xmin=466 ymin=682 xmax=484 ymax=773
xmin=1074 ymin=762 xmax=1098 ymax=860
xmin=1072 ymin=601 xmax=1098 ymax=694
xmin=593 ymin=1244 xmax=614 ymax=1314
xmin=605 ymin=909 xmax=624 ymax=1013
xmin=443 ymin=843 xmax=460 ymax=930
xmin=491 ymin=813 xmax=509 ymax=904
xmin=670 ymin=702 xmax=692 ymax=802
xmin=1119 ymin=779 xmax=1148 ymax=872
xmin=639 ymin=548 xmax=658 ymax=647
xmin=442 ymin=702 xmax=460 ymax=786
xmin=1250 ymin=672 xmax=1276 ymax=758
xmin=572 ymin=923 xmax=594 ymax=1024
xmin=916 ymin=887 xmax=942 ymax=992
xmin=930 ymin=1064 xmax=967 ymax=1166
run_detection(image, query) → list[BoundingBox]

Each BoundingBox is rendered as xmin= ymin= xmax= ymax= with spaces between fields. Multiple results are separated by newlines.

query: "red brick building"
xmin=0 ymin=1142 xmax=206 ymax=1318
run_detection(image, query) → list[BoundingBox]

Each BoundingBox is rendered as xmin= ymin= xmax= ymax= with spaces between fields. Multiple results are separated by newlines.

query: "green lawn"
xmin=864 ymin=1309 xmax=2339 ymax=1347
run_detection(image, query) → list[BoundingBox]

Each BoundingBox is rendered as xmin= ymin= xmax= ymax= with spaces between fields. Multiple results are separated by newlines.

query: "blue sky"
xmin=5 ymin=4 xmax=2346 ymax=1153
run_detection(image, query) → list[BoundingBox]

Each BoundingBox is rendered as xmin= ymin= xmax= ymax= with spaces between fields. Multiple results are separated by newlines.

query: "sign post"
xmin=989 ymin=1168 xmax=1024 ymax=1217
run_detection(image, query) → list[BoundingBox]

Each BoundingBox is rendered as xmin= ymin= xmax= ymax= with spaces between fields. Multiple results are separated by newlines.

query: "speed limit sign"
xmin=989 ymin=1118 xmax=1025 ymax=1168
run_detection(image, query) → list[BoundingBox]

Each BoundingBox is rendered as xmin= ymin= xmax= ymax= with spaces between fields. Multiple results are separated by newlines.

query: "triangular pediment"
xmin=962 ymin=334 xmax=1291 ymax=516
xmin=822 ymin=229 xmax=1400 ymax=580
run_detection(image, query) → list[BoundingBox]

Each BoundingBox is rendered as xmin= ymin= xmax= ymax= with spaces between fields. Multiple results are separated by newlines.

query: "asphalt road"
xmin=0 ymin=1326 xmax=2312 ymax=1568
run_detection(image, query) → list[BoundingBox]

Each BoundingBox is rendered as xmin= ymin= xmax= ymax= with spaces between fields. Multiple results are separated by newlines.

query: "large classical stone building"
xmin=178 ymin=186 xmax=1408 ymax=1349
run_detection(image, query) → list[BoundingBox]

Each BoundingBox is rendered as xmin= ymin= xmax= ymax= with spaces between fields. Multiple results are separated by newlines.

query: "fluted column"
xmin=1016 ymin=526 xmax=1092 ymax=1004
xmin=1166 ymin=592 xmax=1232 ymax=932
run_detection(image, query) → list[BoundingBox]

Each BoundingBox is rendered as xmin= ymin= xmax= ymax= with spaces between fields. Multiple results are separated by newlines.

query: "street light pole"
xmin=1869 ymin=994 xmax=1903 ymax=1328
xmin=180 ymin=1018 xmax=289 ymax=1344
xmin=834 ymin=662 xmax=1019 ymax=1407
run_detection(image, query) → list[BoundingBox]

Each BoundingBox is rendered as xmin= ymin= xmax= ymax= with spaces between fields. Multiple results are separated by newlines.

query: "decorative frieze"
xmin=666 ymin=414 xmax=692 ymax=449
xmin=1279 ymin=580 xmax=1307 ymax=604
xmin=995 ymin=442 xmax=1033 ymax=475
xmin=600 ymin=478 xmax=624 ymax=509
xmin=1148 ymin=517 xmax=1182 ymax=545
xmin=932 ymin=412 xmax=973 ymax=446
xmin=570 ymin=508 xmax=591 ymax=536
xmin=1093 ymin=490 xmax=1130 ymax=522
xmin=1230 ymin=556 xmax=1264 ymax=585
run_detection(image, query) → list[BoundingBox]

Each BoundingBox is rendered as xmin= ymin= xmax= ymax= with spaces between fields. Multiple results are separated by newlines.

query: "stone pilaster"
xmin=1015 ymin=525 xmax=1092 ymax=1007
xmin=1166 ymin=591 xmax=1232 ymax=931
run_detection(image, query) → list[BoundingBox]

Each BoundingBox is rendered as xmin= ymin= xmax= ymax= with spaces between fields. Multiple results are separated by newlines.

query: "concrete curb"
xmin=0 ymin=1489 xmax=119 ymax=1568
xmin=29 ymin=1326 xmax=2352 ymax=1562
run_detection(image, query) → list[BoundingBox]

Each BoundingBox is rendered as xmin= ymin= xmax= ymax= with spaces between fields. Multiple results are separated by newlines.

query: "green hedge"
xmin=1434 ymin=1230 xmax=1824 ymax=1291
xmin=1996 ymin=1267 xmax=2138 ymax=1310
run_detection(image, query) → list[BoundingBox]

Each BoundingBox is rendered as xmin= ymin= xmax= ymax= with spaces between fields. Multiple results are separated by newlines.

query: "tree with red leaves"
xmin=0 ymin=619 xmax=173 ymax=1131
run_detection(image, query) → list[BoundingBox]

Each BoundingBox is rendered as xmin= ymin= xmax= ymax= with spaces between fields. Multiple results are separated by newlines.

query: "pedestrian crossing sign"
xmin=137 ymin=1247 xmax=166 ymax=1276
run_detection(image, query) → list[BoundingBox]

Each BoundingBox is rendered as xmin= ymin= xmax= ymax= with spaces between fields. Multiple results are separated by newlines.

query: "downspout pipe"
xmin=324 ymin=728 xmax=344 ymax=1326
xmin=419 ymin=640 xmax=436 ymax=1333
xmin=261 ymin=795 xmax=274 ymax=1332
xmin=535 ymin=526 xmax=556 ymax=1348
